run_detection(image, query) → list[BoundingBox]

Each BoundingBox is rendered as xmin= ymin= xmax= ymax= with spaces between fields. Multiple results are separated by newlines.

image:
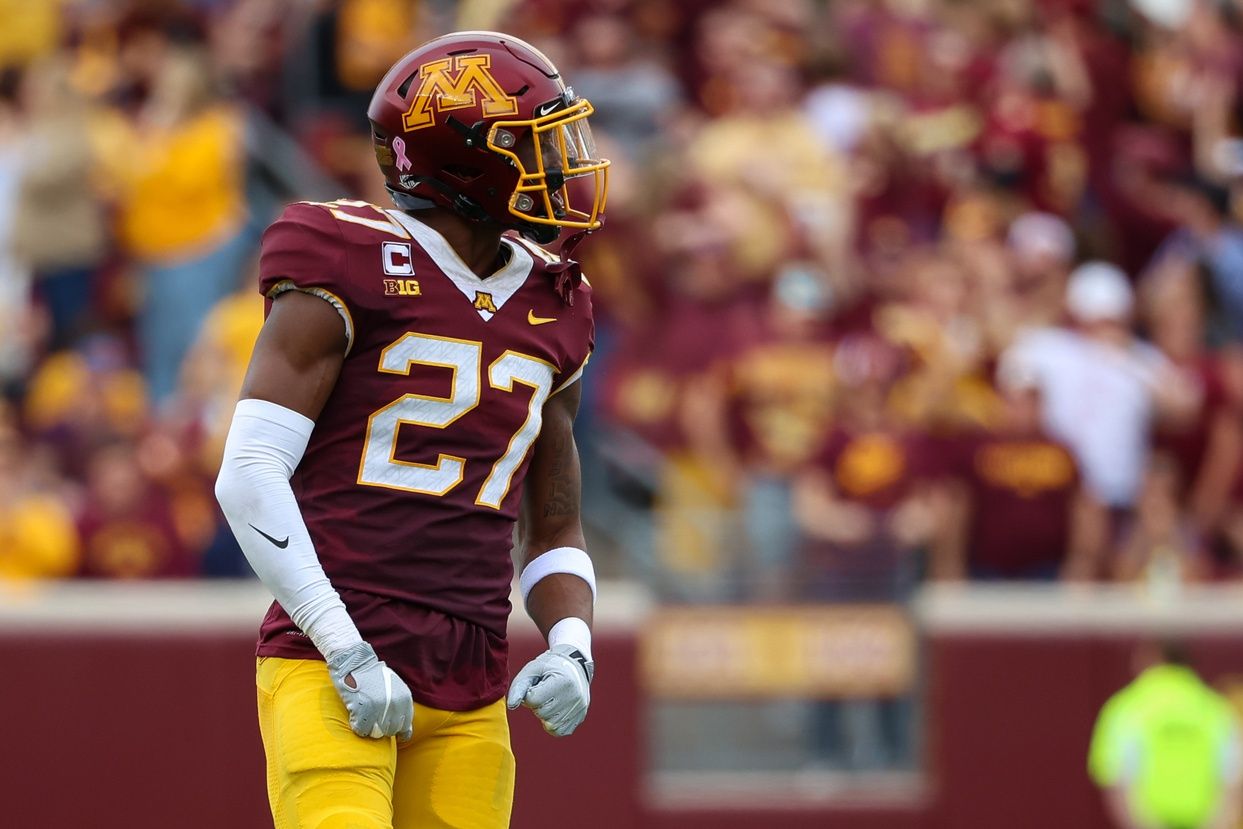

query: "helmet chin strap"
xmin=518 ymin=222 xmax=561 ymax=245
xmin=387 ymin=179 xmax=491 ymax=222
xmin=387 ymin=188 xmax=438 ymax=211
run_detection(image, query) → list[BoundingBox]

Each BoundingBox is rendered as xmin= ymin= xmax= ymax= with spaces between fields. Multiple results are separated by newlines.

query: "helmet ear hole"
xmin=397 ymin=71 xmax=419 ymax=99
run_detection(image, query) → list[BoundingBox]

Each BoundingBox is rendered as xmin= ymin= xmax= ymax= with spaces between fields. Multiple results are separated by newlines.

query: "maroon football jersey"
xmin=253 ymin=200 xmax=593 ymax=710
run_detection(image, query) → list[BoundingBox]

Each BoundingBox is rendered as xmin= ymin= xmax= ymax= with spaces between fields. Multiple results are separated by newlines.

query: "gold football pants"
xmin=256 ymin=657 xmax=515 ymax=829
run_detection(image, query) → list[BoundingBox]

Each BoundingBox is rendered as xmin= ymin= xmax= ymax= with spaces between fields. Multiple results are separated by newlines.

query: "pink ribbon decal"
xmin=392 ymin=136 xmax=412 ymax=172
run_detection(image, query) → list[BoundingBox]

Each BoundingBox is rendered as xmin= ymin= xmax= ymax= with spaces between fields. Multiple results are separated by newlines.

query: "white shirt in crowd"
xmin=1002 ymin=327 xmax=1172 ymax=508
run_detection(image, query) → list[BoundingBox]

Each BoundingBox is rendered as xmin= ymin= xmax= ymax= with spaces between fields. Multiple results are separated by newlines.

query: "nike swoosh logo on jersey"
xmin=249 ymin=524 xmax=290 ymax=549
xmin=528 ymin=310 xmax=557 ymax=325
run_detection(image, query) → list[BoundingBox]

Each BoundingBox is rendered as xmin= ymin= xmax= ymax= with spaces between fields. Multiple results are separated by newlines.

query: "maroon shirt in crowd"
xmin=801 ymin=427 xmax=929 ymax=601
xmin=956 ymin=431 xmax=1079 ymax=576
xmin=820 ymin=427 xmax=927 ymax=511
xmin=722 ymin=318 xmax=836 ymax=473
xmin=253 ymin=201 xmax=593 ymax=711
xmin=598 ymin=293 xmax=754 ymax=453
xmin=1155 ymin=355 xmax=1239 ymax=505
xmin=77 ymin=485 xmax=196 ymax=579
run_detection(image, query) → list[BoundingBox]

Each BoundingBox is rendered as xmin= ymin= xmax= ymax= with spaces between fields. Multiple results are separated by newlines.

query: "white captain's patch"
xmin=382 ymin=241 xmax=414 ymax=275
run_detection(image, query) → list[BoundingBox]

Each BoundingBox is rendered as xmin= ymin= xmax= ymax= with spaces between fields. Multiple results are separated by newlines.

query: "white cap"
xmin=1130 ymin=0 xmax=1193 ymax=29
xmin=1007 ymin=211 xmax=1074 ymax=263
xmin=1066 ymin=261 xmax=1133 ymax=322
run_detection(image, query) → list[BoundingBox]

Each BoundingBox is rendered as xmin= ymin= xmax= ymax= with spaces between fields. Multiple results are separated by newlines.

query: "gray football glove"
xmin=506 ymin=644 xmax=594 ymax=737
xmin=326 ymin=642 xmax=414 ymax=741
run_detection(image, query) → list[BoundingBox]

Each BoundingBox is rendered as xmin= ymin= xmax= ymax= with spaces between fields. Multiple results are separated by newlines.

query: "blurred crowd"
xmin=1 ymin=0 xmax=1243 ymax=609
xmin=567 ymin=0 xmax=1243 ymax=605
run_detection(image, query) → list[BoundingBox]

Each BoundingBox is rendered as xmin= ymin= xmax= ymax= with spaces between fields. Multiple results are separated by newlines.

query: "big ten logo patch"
xmin=384 ymin=278 xmax=421 ymax=297
xmin=402 ymin=54 xmax=518 ymax=132
xmin=473 ymin=291 xmax=497 ymax=313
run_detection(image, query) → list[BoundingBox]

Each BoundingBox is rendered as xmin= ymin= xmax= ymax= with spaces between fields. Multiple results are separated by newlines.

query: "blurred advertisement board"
xmin=641 ymin=605 xmax=916 ymax=699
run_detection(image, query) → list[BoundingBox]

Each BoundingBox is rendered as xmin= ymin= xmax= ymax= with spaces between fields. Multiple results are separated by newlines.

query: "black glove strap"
xmin=567 ymin=648 xmax=595 ymax=683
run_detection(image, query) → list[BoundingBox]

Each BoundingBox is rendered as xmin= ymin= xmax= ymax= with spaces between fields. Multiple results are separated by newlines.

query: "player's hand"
xmin=506 ymin=644 xmax=593 ymax=737
xmin=326 ymin=641 xmax=415 ymax=741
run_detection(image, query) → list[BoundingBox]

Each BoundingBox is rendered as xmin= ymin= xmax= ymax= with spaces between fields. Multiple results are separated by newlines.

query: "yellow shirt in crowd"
xmin=0 ymin=0 xmax=62 ymax=67
xmin=0 ymin=495 xmax=79 ymax=580
xmin=97 ymin=106 xmax=245 ymax=263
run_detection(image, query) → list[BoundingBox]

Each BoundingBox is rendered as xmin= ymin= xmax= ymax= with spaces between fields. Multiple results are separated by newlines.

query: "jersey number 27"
xmin=358 ymin=332 xmax=555 ymax=509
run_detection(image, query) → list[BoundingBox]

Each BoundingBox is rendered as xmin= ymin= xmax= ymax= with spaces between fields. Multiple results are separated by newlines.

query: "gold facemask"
xmin=487 ymin=98 xmax=610 ymax=232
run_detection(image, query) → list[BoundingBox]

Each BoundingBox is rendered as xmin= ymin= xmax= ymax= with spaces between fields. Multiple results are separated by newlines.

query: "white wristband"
xmin=519 ymin=546 xmax=596 ymax=607
xmin=548 ymin=616 xmax=593 ymax=662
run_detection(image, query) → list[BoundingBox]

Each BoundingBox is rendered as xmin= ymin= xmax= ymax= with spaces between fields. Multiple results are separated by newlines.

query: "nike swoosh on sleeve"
xmin=249 ymin=524 xmax=290 ymax=549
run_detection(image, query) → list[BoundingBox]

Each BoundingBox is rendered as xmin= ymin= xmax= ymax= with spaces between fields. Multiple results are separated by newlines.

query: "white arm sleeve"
xmin=214 ymin=398 xmax=363 ymax=658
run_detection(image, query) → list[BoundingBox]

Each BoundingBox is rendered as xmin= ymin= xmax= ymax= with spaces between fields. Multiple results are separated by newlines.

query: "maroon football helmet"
xmin=368 ymin=31 xmax=609 ymax=244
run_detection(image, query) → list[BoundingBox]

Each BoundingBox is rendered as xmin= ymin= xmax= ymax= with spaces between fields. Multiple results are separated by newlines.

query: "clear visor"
xmin=538 ymin=118 xmax=601 ymax=180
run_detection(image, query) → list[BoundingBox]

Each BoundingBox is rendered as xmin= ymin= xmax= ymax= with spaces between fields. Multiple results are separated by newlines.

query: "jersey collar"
xmin=389 ymin=210 xmax=534 ymax=321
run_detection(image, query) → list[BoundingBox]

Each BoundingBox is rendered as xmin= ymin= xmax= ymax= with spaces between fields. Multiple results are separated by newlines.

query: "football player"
xmin=214 ymin=31 xmax=608 ymax=829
